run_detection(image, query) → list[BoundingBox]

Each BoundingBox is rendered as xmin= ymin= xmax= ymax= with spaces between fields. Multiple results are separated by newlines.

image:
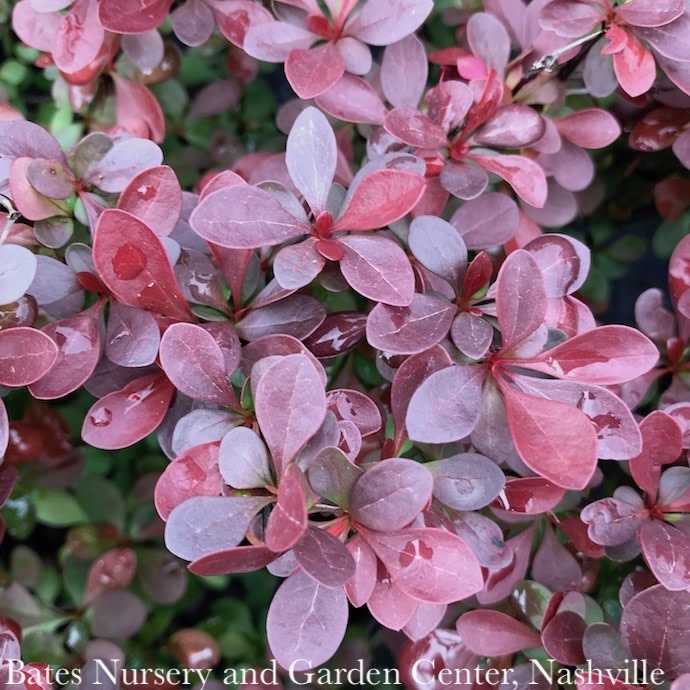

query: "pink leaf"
xmin=450 ymin=192 xmax=519 ymax=251
xmin=381 ymin=35 xmax=428 ymax=108
xmin=293 ymin=526 xmax=356 ymax=587
xmin=81 ymin=372 xmax=175 ymax=450
xmin=639 ymin=520 xmax=690 ymax=591
xmin=456 ymin=610 xmax=541 ymax=656
xmin=539 ymin=0 xmax=603 ymax=37
xmin=189 ymin=545 xmax=276 ymax=576
xmin=532 ymin=524 xmax=583 ymax=592
xmin=367 ymin=566 xmax=418 ymax=630
xmin=612 ymin=35 xmax=657 ymax=98
xmin=26 ymin=158 xmax=75 ymax=199
xmin=615 ymin=0 xmax=684 ymax=28
xmin=0 ymin=327 xmax=58 ymax=387
xmin=53 ymin=0 xmax=104 ymax=74
xmin=236 ymin=294 xmax=326 ymax=342
xmin=0 ymin=399 xmax=7 ymax=460
xmin=499 ymin=381 xmax=598 ymax=490
xmin=344 ymin=535 xmax=377 ymax=607
xmin=556 ymin=109 xmax=622 ymax=148
xmin=285 ymin=43 xmax=345 ymax=99
xmin=10 ymin=157 xmax=68 ymax=221
xmin=93 ymin=209 xmax=193 ymax=322
xmin=315 ymin=74 xmax=387 ymax=126
xmin=439 ymin=160 xmax=489 ymax=200
xmin=494 ymin=477 xmax=566 ymax=515
xmin=111 ymin=75 xmax=165 ymax=144
xmin=524 ymin=233 xmax=590 ymax=298
xmin=345 ymin=0 xmax=433 ymax=45
xmin=451 ymin=312 xmax=494 ymax=360
xmin=334 ymin=169 xmax=426 ymax=232
xmin=117 ymin=165 xmax=182 ymax=236
xmin=472 ymin=153 xmax=548 ymax=208
xmin=473 ymin=105 xmax=545 ymax=149
xmin=350 ymin=458 xmax=434 ymax=532
xmin=273 ymin=239 xmax=324 ymax=290
xmin=154 ymin=442 xmax=223 ymax=520
xmin=264 ymin=464 xmax=308 ymax=553
xmin=384 ymin=107 xmax=448 ymax=149
xmin=219 ymin=427 xmax=271 ymax=490
xmin=406 ymin=364 xmax=486 ymax=443
xmin=159 ymin=323 xmax=237 ymax=407
xmin=98 ymin=0 xmax=171 ymax=33
xmin=85 ymin=137 xmax=163 ymax=193
xmin=361 ymin=527 xmax=484 ymax=604
xmin=267 ymin=569 xmax=349 ymax=671
xmin=286 ymin=106 xmax=337 ymax=215
xmin=528 ymin=325 xmax=659 ymax=385
xmin=171 ymin=0 xmax=215 ymax=46
xmin=190 ymin=186 xmax=307 ymax=249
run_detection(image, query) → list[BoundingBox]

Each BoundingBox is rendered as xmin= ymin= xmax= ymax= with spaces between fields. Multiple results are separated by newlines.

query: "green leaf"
xmin=653 ymin=213 xmax=690 ymax=259
xmin=75 ymin=475 xmax=125 ymax=529
xmin=3 ymin=495 xmax=37 ymax=539
xmin=33 ymin=489 xmax=88 ymax=527
xmin=0 ymin=60 xmax=28 ymax=86
xmin=513 ymin=580 xmax=552 ymax=630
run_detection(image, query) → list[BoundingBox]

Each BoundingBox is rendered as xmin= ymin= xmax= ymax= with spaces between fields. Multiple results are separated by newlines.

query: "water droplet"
xmin=137 ymin=184 xmax=156 ymax=200
xmin=89 ymin=408 xmax=112 ymax=428
xmin=112 ymin=243 xmax=148 ymax=280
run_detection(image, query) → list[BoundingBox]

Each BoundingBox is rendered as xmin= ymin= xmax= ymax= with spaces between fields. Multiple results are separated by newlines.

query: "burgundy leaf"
xmin=402 ymin=602 xmax=447 ymax=642
xmin=350 ymin=458 xmax=433 ymax=532
xmin=26 ymin=158 xmax=74 ymax=199
xmin=82 ymin=372 xmax=175 ymax=450
xmin=440 ymin=160 xmax=490 ymax=200
xmin=541 ymin=611 xmax=587 ymax=665
xmin=254 ymin=354 xmax=326 ymax=474
xmin=117 ymin=165 xmax=182 ymax=236
xmin=327 ymin=389 xmax=381 ymax=436
xmin=219 ymin=427 xmax=271 ymax=490
xmin=527 ymin=326 xmax=659 ymax=385
xmin=406 ymin=364 xmax=486 ymax=443
xmin=89 ymin=590 xmax=147 ymax=640
xmin=302 ymin=311 xmax=367 ymax=358
xmin=367 ymin=566 xmax=418 ymax=631
xmin=307 ymin=447 xmax=362 ymax=508
xmin=190 ymin=185 xmax=307 ymax=249
xmin=532 ymin=524 xmax=583 ymax=592
xmin=93 ymin=209 xmax=193 ymax=322
xmin=237 ymin=294 xmax=326 ymax=342
xmin=105 ymin=301 xmax=160 ymax=368
xmin=315 ymin=73 xmax=387 ymax=125
xmin=451 ymin=312 xmax=494 ymax=360
xmin=98 ymin=0 xmax=170 ymax=33
xmin=499 ymin=380 xmax=598 ymax=490
xmin=384 ymin=107 xmax=448 ymax=148
xmin=361 ymin=526 xmax=484 ymax=604
xmin=472 ymin=153 xmax=548 ymax=208
xmin=638 ymin=520 xmax=690 ymax=591
xmin=620 ymin=585 xmax=690 ymax=677
xmin=293 ymin=526 xmax=356 ymax=588
xmin=264 ymin=463 xmax=308 ymax=552
xmin=449 ymin=192 xmax=519 ymax=250
xmin=496 ymin=249 xmax=547 ymax=352
xmin=524 ymin=233 xmax=591 ymax=298
xmin=464 ymin=70 xmax=505 ymax=136
xmin=615 ymin=0 xmax=684 ymax=28
xmin=285 ymin=43 xmax=345 ymax=99
xmin=474 ymin=105 xmax=546 ymax=149
xmin=454 ymin=512 xmax=511 ymax=569
xmin=339 ymin=234 xmax=415 ymax=307
xmin=272 ymin=238 xmax=326 ymax=291
xmin=266 ymin=568 xmax=349 ymax=671
xmin=580 ymin=490 xmax=647 ymax=546
xmin=0 ymin=327 xmax=59 ymax=387
xmin=344 ymin=534 xmax=377 ymax=608
xmin=165 ymin=495 xmax=270 ymax=561
xmin=366 ymin=294 xmax=456 ymax=355
xmin=154 ymin=442 xmax=223 ymax=521
xmin=0 ymin=119 xmax=64 ymax=161
xmin=456 ymin=610 xmax=541 ymax=655
xmin=159 ymin=322 xmax=237 ymax=407
xmin=28 ymin=305 xmax=102 ymax=399
xmin=286 ymin=106 xmax=336 ymax=215
xmin=84 ymin=547 xmax=137 ymax=605
xmin=189 ymin=545 xmax=277 ymax=576
xmin=493 ymin=477 xmax=566 ymax=515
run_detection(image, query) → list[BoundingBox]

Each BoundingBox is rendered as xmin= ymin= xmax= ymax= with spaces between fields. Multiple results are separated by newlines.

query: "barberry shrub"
xmin=2 ymin=0 xmax=690 ymax=687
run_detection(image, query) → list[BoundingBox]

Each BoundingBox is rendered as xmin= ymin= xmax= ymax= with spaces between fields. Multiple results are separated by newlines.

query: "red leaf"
xmin=463 ymin=69 xmax=504 ymax=137
xmin=344 ymin=534 xmax=377 ymax=608
xmin=82 ymin=372 xmax=175 ymax=450
xmin=456 ymin=610 xmax=541 ymax=655
xmin=117 ymin=165 xmax=182 ymax=236
xmin=541 ymin=611 xmax=586 ymax=665
xmin=556 ymin=109 xmax=622 ymax=149
xmin=639 ymin=520 xmax=690 ymax=591
xmin=499 ymin=381 xmax=598 ymax=490
xmin=384 ymin=106 xmax=448 ymax=149
xmin=612 ymin=34 xmax=657 ymax=98
xmin=189 ymin=545 xmax=276 ymax=576
xmin=0 ymin=327 xmax=58 ymax=387
xmin=367 ymin=565 xmax=418 ymax=630
xmin=293 ymin=526 xmax=356 ymax=588
xmin=98 ymin=0 xmax=171 ymax=35
xmin=93 ymin=209 xmax=193 ymax=322
xmin=285 ymin=43 xmax=345 ymax=99
xmin=472 ymin=153 xmax=548 ymax=208
xmin=264 ymin=463 xmax=308 ymax=553
xmin=493 ymin=477 xmax=566 ymax=515
xmin=84 ymin=547 xmax=137 ymax=605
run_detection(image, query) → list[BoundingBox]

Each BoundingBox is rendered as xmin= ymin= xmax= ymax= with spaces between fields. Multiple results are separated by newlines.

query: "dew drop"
xmin=89 ymin=408 xmax=112 ymax=428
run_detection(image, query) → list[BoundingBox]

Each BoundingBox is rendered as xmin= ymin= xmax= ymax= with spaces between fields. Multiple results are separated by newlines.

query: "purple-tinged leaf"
xmin=254 ymin=354 xmax=326 ymax=474
xmin=273 ymin=238 xmax=326 ymax=290
xmin=286 ymin=106 xmax=336 ymax=215
xmin=403 ymin=602 xmax=447 ymax=642
xmin=539 ymin=0 xmax=603 ymax=37
xmin=315 ymin=74 xmax=387 ymax=126
xmin=189 ymin=545 xmax=277 ymax=576
xmin=26 ymin=158 xmax=74 ymax=199
xmin=82 ymin=372 xmax=175 ymax=450
xmin=28 ymin=305 xmax=102 ymax=399
xmin=105 ymin=301 xmax=160 ymax=369
xmin=327 ymin=389 xmax=381 ymax=437
xmin=285 ymin=43 xmax=345 ymax=99
xmin=137 ymin=549 xmax=187 ymax=605
xmin=344 ymin=535 xmax=377 ymax=608
xmin=496 ymin=250 xmax=547 ymax=352
xmin=159 ymin=323 xmax=236 ymax=407
xmin=556 ymin=109 xmax=622 ymax=149
xmin=0 ymin=119 xmax=64 ymax=161
xmin=464 ymin=69 xmax=505 ymax=136
xmin=350 ymin=458 xmax=433 ymax=532
xmin=171 ymin=0 xmax=214 ymax=46
xmin=10 ymin=157 xmax=68 ymax=221
xmin=580 ymin=489 xmax=648 ymax=546
xmin=0 ymin=399 xmax=7 ymax=460
xmin=532 ymin=524 xmax=582 ymax=592
xmin=93 ymin=209 xmax=193 ymax=322
xmin=638 ymin=520 xmax=690 ymax=591
xmin=524 ymin=233 xmax=590 ymax=297
xmin=265 ymin=463 xmax=308 ymax=552
xmin=122 ymin=30 xmax=165 ymax=71
xmin=165 ymin=495 xmax=271 ymax=561
xmin=615 ymin=0 xmax=684 ymax=28
xmin=428 ymin=453 xmax=505 ymax=511
xmin=243 ymin=20 xmax=314 ymax=62
xmin=493 ymin=477 xmax=566 ymax=515
xmin=406 ymin=364 xmax=486 ymax=443
xmin=333 ymin=169 xmax=426 ymax=232
xmin=89 ymin=590 xmax=147 ymax=640
xmin=237 ymin=294 xmax=326 ymax=342
xmin=528 ymin=325 xmax=659 ymax=385
xmin=117 ymin=165 xmax=182 ymax=236
xmin=456 ymin=610 xmax=541 ymax=656
xmin=293 ymin=526 xmax=356 ymax=588
xmin=449 ymin=192 xmax=519 ymax=250
xmin=620 ymin=585 xmax=690 ymax=677
xmin=84 ymin=547 xmax=137 ymax=605
xmin=154 ymin=442 xmax=223 ymax=521
xmin=0 ymin=327 xmax=58 ymax=387
xmin=190 ymin=185 xmax=307 ymax=249
xmin=366 ymin=294 xmax=456 ymax=355
xmin=384 ymin=107 xmax=448 ymax=149
xmin=307 ymin=447 xmax=362 ymax=508
xmin=346 ymin=0 xmax=433 ymax=45
xmin=367 ymin=566 xmax=418 ymax=630
xmin=657 ymin=466 xmax=690 ymax=511
xmin=381 ymin=34 xmax=428 ymax=108
xmin=473 ymin=105 xmax=546 ymax=149
xmin=426 ymin=80 xmax=474 ymax=133
xmin=542 ymin=611 xmax=586 ymax=666
xmin=361 ymin=526 xmax=484 ymax=604
xmin=267 ymin=568 xmax=349 ymax=671
xmin=219 ymin=427 xmax=271 ymax=490
xmin=472 ymin=154 xmax=548 ymax=208
xmin=454 ymin=512 xmax=511 ymax=569
xmin=467 ymin=11 xmax=511 ymax=73
xmin=451 ymin=312 xmax=494 ymax=360
xmin=339 ymin=234 xmax=415 ymax=307
xmin=499 ymin=380 xmax=598 ymax=490
xmin=97 ymin=0 xmax=170 ymax=33
xmin=408 ymin=215 xmax=467 ymax=285
xmin=86 ymin=138 xmax=163 ymax=193
xmin=439 ymin=160 xmax=489 ymax=201
xmin=303 ymin=311 xmax=367 ymax=358
xmin=0 ymin=245 xmax=37 ymax=305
